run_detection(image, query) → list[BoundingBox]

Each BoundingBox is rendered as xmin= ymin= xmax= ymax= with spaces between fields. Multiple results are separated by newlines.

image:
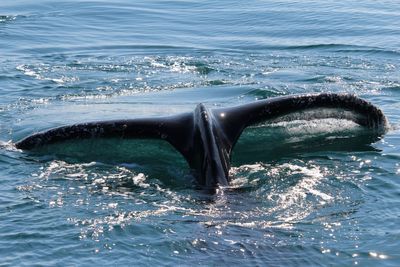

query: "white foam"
xmin=16 ymin=64 xmax=78 ymax=84
xmin=267 ymin=163 xmax=333 ymax=223
xmin=255 ymin=108 xmax=366 ymax=132
xmin=0 ymin=140 xmax=18 ymax=151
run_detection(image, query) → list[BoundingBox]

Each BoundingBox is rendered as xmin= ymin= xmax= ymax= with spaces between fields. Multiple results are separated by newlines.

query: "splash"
xmin=16 ymin=64 xmax=78 ymax=84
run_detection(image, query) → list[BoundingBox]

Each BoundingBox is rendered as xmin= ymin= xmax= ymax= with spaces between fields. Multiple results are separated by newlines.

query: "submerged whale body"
xmin=16 ymin=93 xmax=388 ymax=188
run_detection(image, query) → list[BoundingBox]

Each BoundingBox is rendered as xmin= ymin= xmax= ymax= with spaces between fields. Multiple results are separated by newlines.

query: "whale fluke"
xmin=15 ymin=93 xmax=388 ymax=188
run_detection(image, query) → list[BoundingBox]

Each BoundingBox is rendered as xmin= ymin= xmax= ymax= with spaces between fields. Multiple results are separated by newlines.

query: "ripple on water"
xmin=9 ymin=151 xmax=384 ymax=264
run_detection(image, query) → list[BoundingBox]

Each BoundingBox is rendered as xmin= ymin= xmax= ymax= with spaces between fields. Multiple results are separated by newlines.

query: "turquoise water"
xmin=1 ymin=0 xmax=400 ymax=266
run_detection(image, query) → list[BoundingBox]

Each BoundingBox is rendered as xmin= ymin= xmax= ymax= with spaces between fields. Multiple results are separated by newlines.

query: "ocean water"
xmin=1 ymin=0 xmax=400 ymax=266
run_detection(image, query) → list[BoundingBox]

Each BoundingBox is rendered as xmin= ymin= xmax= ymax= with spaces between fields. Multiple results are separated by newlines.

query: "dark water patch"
xmin=188 ymin=61 xmax=215 ymax=75
xmin=206 ymin=79 xmax=227 ymax=86
xmin=241 ymin=88 xmax=286 ymax=100
xmin=383 ymin=85 xmax=400 ymax=92
xmin=0 ymin=231 xmax=50 ymax=241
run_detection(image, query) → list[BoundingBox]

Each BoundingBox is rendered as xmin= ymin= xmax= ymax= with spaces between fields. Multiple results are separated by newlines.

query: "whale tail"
xmin=15 ymin=93 xmax=388 ymax=188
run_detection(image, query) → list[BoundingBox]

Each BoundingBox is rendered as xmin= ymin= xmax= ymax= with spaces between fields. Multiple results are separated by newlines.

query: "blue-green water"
xmin=1 ymin=1 xmax=400 ymax=266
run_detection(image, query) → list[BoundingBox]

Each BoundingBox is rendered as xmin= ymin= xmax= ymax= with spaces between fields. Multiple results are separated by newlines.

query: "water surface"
xmin=1 ymin=1 xmax=400 ymax=266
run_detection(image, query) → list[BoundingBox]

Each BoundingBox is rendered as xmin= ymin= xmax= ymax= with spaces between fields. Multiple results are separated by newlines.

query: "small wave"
xmin=383 ymin=85 xmax=400 ymax=92
xmin=243 ymin=88 xmax=288 ymax=99
xmin=17 ymin=44 xmax=202 ymax=55
xmin=16 ymin=64 xmax=79 ymax=84
xmin=296 ymin=44 xmax=400 ymax=56
xmin=148 ymin=57 xmax=198 ymax=74
xmin=301 ymin=75 xmax=353 ymax=84
xmin=286 ymin=43 xmax=352 ymax=50
xmin=334 ymin=48 xmax=400 ymax=56
xmin=206 ymin=79 xmax=227 ymax=86
xmin=146 ymin=56 xmax=216 ymax=75
xmin=270 ymin=43 xmax=400 ymax=56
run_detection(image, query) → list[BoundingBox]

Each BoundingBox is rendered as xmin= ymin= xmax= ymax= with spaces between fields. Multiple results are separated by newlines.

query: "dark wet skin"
xmin=16 ymin=93 xmax=388 ymax=189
